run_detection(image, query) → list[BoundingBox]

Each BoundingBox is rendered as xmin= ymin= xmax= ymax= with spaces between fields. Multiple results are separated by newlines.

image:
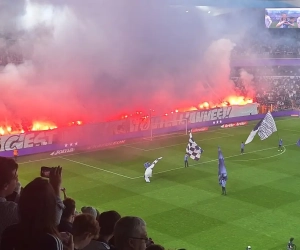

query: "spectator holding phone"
xmin=0 ymin=176 xmax=72 ymax=250
xmin=43 ymin=166 xmax=66 ymax=225
xmin=0 ymin=163 xmax=66 ymax=248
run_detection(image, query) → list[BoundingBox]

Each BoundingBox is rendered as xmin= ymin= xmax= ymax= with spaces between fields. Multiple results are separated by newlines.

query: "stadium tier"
xmin=2 ymin=2 xmax=300 ymax=250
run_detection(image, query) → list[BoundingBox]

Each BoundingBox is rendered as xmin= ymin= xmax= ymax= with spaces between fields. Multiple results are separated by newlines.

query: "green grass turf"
xmin=17 ymin=117 xmax=300 ymax=250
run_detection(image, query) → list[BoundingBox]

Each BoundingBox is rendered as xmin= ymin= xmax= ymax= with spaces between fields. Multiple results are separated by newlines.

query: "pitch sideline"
xmin=59 ymin=157 xmax=135 ymax=179
xmin=17 ymin=117 xmax=297 ymax=167
xmin=123 ymin=134 xmax=234 ymax=152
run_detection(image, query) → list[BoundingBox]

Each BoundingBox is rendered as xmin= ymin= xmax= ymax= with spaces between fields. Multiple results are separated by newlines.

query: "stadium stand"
xmin=231 ymin=66 xmax=300 ymax=110
xmin=0 ymin=34 xmax=23 ymax=66
xmin=231 ymin=31 xmax=300 ymax=58
xmin=0 ymin=159 xmax=159 ymax=250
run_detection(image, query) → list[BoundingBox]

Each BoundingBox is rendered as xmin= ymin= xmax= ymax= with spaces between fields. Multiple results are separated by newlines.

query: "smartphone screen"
xmin=40 ymin=167 xmax=51 ymax=178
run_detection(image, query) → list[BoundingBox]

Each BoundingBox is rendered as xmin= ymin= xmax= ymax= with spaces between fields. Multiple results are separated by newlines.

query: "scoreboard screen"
xmin=265 ymin=8 xmax=300 ymax=28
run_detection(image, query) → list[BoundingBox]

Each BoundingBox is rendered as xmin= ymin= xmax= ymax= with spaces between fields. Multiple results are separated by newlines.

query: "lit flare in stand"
xmin=0 ymin=96 xmax=253 ymax=136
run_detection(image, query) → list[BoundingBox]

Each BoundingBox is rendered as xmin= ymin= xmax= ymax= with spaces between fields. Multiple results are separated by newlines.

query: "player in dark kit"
xmin=220 ymin=176 xmax=227 ymax=195
xmin=278 ymin=139 xmax=283 ymax=151
xmin=241 ymin=142 xmax=245 ymax=154
xmin=184 ymin=153 xmax=189 ymax=168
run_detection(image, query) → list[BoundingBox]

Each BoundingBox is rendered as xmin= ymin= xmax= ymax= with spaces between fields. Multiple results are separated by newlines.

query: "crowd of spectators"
xmin=231 ymin=66 xmax=300 ymax=110
xmin=0 ymin=34 xmax=23 ymax=66
xmin=0 ymin=157 xmax=167 ymax=250
xmin=0 ymin=48 xmax=23 ymax=66
xmin=231 ymin=30 xmax=300 ymax=58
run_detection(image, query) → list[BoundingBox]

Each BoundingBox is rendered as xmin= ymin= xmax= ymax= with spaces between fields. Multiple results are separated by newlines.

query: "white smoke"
xmin=239 ymin=68 xmax=256 ymax=97
xmin=0 ymin=0 xmax=261 ymax=126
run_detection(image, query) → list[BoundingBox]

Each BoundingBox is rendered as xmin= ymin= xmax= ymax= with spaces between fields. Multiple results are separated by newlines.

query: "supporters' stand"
xmin=0 ymin=34 xmax=23 ymax=66
xmin=231 ymin=31 xmax=300 ymax=58
xmin=0 ymin=48 xmax=23 ymax=66
xmin=231 ymin=66 xmax=300 ymax=110
xmin=0 ymin=161 xmax=158 ymax=250
xmin=231 ymin=66 xmax=300 ymax=77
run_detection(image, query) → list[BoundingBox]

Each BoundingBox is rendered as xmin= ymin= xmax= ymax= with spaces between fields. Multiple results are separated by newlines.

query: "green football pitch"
xmin=17 ymin=117 xmax=300 ymax=250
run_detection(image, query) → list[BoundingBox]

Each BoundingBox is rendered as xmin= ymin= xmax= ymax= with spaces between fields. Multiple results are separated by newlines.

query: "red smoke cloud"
xmin=0 ymin=1 xmax=257 ymax=135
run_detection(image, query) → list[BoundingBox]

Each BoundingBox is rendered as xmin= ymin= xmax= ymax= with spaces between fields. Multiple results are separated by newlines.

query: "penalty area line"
xmin=231 ymin=146 xmax=286 ymax=162
xmin=130 ymin=143 xmax=294 ymax=179
xmin=59 ymin=157 xmax=134 ymax=180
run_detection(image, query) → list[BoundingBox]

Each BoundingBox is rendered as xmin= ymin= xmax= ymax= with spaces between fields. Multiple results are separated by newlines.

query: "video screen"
xmin=265 ymin=8 xmax=300 ymax=28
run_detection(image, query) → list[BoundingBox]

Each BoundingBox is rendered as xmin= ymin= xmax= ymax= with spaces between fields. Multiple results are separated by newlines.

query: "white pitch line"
xmin=59 ymin=157 xmax=134 ymax=179
xmin=123 ymin=145 xmax=148 ymax=151
xmin=123 ymin=116 xmax=297 ymax=146
xmin=125 ymin=128 xmax=231 ymax=146
xmin=280 ymin=128 xmax=300 ymax=133
xmin=130 ymin=143 xmax=294 ymax=179
xmin=144 ymin=132 xmax=183 ymax=140
xmin=232 ymin=146 xmax=286 ymax=161
xmin=142 ymin=134 xmax=234 ymax=152
xmin=17 ymin=117 xmax=297 ymax=166
xmin=18 ymin=133 xmax=231 ymax=165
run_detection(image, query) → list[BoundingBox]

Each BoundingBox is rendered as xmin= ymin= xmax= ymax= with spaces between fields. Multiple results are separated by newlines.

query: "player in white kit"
xmin=144 ymin=157 xmax=162 ymax=183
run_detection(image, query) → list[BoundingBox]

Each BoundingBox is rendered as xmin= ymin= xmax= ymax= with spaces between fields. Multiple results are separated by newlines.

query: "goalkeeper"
xmin=144 ymin=157 xmax=163 ymax=183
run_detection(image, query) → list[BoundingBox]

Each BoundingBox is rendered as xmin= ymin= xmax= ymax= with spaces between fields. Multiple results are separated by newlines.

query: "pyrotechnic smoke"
xmin=197 ymin=38 xmax=236 ymax=106
xmin=0 ymin=0 xmax=261 ymax=127
xmin=239 ymin=69 xmax=256 ymax=98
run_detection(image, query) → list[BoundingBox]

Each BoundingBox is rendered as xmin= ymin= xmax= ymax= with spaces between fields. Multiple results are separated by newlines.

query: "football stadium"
xmin=1 ymin=1 xmax=300 ymax=250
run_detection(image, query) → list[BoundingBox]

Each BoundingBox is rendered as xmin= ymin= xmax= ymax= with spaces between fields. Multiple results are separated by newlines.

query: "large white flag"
xmin=245 ymin=112 xmax=277 ymax=144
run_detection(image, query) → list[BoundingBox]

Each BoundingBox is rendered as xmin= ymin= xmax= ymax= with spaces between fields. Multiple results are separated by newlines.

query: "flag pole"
xmin=271 ymin=110 xmax=280 ymax=143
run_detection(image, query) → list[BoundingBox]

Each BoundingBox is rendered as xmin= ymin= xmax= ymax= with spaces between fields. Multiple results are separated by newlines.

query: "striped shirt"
xmin=0 ymin=196 xmax=64 ymax=244
xmin=83 ymin=239 xmax=112 ymax=250
xmin=0 ymin=197 xmax=19 ymax=243
xmin=1 ymin=224 xmax=64 ymax=250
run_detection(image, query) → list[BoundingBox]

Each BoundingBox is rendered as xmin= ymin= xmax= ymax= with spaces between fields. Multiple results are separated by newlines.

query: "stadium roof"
xmin=169 ymin=0 xmax=299 ymax=8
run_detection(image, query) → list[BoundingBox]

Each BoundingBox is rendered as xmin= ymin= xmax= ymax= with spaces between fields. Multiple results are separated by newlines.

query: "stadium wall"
xmin=0 ymin=103 xmax=298 ymax=157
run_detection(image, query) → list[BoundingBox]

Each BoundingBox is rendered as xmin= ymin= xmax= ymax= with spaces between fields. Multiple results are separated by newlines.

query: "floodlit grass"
xmin=18 ymin=117 xmax=300 ymax=250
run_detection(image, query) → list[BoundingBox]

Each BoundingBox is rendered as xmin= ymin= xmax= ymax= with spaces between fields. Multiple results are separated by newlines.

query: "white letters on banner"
xmin=128 ymin=103 xmax=258 ymax=132
xmin=50 ymin=148 xmax=75 ymax=156
xmin=0 ymin=104 xmax=258 ymax=153
xmin=0 ymin=131 xmax=56 ymax=151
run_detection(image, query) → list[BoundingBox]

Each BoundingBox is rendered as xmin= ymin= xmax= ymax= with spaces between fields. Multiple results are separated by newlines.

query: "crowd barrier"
xmin=0 ymin=103 xmax=298 ymax=157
